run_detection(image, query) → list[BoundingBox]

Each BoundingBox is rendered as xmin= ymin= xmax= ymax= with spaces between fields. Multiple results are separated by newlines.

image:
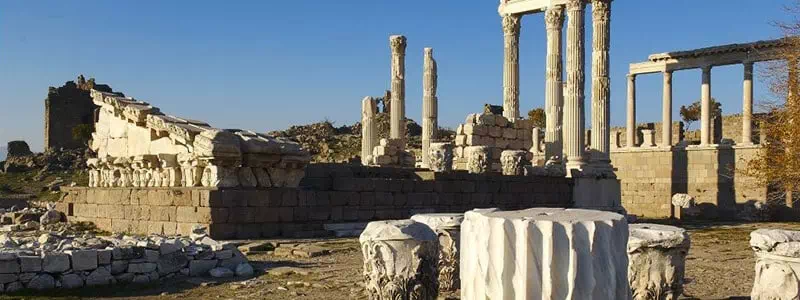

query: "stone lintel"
xmin=498 ymin=0 xmax=569 ymax=15
xmin=630 ymin=43 xmax=784 ymax=76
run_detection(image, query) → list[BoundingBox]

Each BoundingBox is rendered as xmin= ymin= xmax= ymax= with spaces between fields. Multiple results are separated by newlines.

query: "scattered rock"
xmin=209 ymin=267 xmax=234 ymax=278
xmin=235 ymin=263 xmax=254 ymax=277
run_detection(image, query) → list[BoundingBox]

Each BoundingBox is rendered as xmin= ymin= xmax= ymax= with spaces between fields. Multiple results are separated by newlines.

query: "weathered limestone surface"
xmin=360 ymin=220 xmax=438 ymax=300
xmin=452 ymin=113 xmax=532 ymax=172
xmin=422 ymin=48 xmax=439 ymax=169
xmin=460 ymin=208 xmax=630 ymax=300
xmin=410 ymin=213 xmax=464 ymax=292
xmin=362 ymin=96 xmax=378 ymax=165
xmin=750 ymin=229 xmax=800 ymax=300
xmin=500 ymin=150 xmax=527 ymax=176
xmin=628 ymin=224 xmax=690 ymax=300
xmin=372 ymin=138 xmax=414 ymax=168
xmin=502 ymin=14 xmax=521 ymax=121
xmin=390 ymin=35 xmax=407 ymax=140
xmin=428 ymin=142 xmax=453 ymax=172
xmin=87 ymin=90 xmax=310 ymax=188
xmin=465 ymin=146 xmax=491 ymax=174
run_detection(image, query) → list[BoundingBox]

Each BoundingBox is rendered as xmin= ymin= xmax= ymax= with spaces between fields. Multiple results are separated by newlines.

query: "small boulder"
xmin=235 ymin=263 xmax=254 ymax=277
xmin=27 ymin=274 xmax=55 ymax=290
xmin=209 ymin=267 xmax=234 ymax=278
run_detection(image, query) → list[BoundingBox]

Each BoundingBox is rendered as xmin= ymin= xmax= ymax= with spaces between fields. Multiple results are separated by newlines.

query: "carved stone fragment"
xmin=628 ymin=224 xmax=690 ymax=300
xmin=428 ymin=143 xmax=453 ymax=172
xmin=410 ymin=213 xmax=463 ymax=292
xmin=500 ymin=150 xmax=528 ymax=176
xmin=750 ymin=229 xmax=800 ymax=300
xmin=465 ymin=146 xmax=490 ymax=174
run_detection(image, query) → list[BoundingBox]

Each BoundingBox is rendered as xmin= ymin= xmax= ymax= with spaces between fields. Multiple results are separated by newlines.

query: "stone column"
xmin=390 ymin=35 xmax=407 ymax=140
xmin=564 ymin=0 xmax=587 ymax=173
xmin=544 ymin=6 xmax=565 ymax=160
xmin=628 ymin=224 xmax=691 ymax=300
xmin=422 ymin=48 xmax=439 ymax=168
xmin=742 ymin=62 xmax=754 ymax=145
xmin=626 ymin=74 xmax=637 ymax=148
xmin=590 ymin=0 xmax=612 ymax=172
xmin=410 ymin=213 xmax=464 ymax=293
xmin=460 ymin=208 xmax=630 ymax=300
xmin=502 ymin=14 xmax=521 ymax=121
xmin=360 ymin=220 xmax=439 ymax=300
xmin=361 ymin=96 xmax=378 ymax=165
xmin=662 ymin=71 xmax=673 ymax=147
xmin=428 ymin=142 xmax=453 ymax=172
xmin=750 ymin=229 xmax=800 ymax=300
xmin=700 ymin=66 xmax=712 ymax=146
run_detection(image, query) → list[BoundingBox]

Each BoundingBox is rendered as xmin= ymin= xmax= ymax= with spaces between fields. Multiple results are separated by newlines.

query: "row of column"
xmin=502 ymin=0 xmax=613 ymax=175
xmin=626 ymin=62 xmax=755 ymax=148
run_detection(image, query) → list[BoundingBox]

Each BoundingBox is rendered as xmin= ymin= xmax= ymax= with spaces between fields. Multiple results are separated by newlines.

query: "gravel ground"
xmin=2 ymin=222 xmax=798 ymax=300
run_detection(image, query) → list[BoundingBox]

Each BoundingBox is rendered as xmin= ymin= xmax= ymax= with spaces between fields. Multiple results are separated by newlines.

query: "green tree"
xmin=72 ymin=124 xmax=93 ymax=146
xmin=679 ymin=98 xmax=722 ymax=130
xmin=527 ymin=108 xmax=546 ymax=129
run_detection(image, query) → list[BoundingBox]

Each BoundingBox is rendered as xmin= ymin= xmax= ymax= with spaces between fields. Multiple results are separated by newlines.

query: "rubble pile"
xmin=0 ymin=225 xmax=251 ymax=293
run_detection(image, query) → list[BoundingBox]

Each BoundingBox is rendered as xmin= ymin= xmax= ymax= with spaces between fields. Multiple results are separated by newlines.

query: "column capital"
xmin=663 ymin=70 xmax=673 ymax=79
xmin=389 ymin=35 xmax=407 ymax=54
xmin=544 ymin=6 xmax=565 ymax=29
xmin=591 ymin=0 xmax=611 ymax=20
xmin=566 ymin=0 xmax=586 ymax=11
xmin=701 ymin=65 xmax=712 ymax=73
xmin=627 ymin=74 xmax=636 ymax=81
xmin=502 ymin=14 xmax=521 ymax=36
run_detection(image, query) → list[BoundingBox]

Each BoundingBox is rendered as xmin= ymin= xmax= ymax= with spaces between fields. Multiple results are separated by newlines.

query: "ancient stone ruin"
xmin=86 ymin=89 xmax=310 ymax=189
xmin=44 ymin=75 xmax=114 ymax=150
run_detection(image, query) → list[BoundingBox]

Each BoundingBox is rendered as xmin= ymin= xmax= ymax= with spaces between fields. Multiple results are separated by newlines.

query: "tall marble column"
xmin=700 ymin=66 xmax=712 ymax=146
xmin=422 ymin=48 xmax=439 ymax=168
xmin=564 ymin=0 xmax=587 ymax=173
xmin=626 ymin=74 xmax=637 ymax=148
xmin=742 ymin=62 xmax=754 ymax=145
xmin=590 ymin=0 xmax=612 ymax=171
xmin=502 ymin=14 xmax=521 ymax=121
xmin=544 ymin=6 xmax=565 ymax=160
xmin=662 ymin=71 xmax=673 ymax=147
xmin=390 ymin=35 xmax=407 ymax=140
xmin=362 ymin=96 xmax=377 ymax=165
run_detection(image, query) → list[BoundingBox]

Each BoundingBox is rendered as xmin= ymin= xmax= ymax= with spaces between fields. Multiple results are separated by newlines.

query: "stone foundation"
xmin=60 ymin=164 xmax=573 ymax=239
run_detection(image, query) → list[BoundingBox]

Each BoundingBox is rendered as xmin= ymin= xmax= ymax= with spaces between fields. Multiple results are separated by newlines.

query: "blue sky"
xmin=0 ymin=0 xmax=793 ymax=152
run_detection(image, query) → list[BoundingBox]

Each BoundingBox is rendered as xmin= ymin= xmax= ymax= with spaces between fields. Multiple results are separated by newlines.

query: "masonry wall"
xmin=44 ymin=77 xmax=114 ymax=150
xmin=612 ymin=145 xmax=767 ymax=219
xmin=60 ymin=164 xmax=573 ymax=239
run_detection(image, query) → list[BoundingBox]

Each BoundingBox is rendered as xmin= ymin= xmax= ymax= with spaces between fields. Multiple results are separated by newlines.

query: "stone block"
xmin=66 ymin=249 xmax=98 ymax=271
xmin=42 ymin=252 xmax=70 ymax=273
xmin=97 ymin=249 xmax=112 ymax=265
xmin=27 ymin=274 xmax=55 ymax=290
xmin=18 ymin=256 xmax=41 ymax=273
xmin=128 ymin=262 xmax=157 ymax=273
xmin=111 ymin=260 xmax=128 ymax=275
xmin=59 ymin=273 xmax=84 ymax=289
xmin=86 ymin=268 xmax=114 ymax=286
xmin=189 ymin=259 xmax=217 ymax=276
xmin=157 ymin=251 xmax=189 ymax=275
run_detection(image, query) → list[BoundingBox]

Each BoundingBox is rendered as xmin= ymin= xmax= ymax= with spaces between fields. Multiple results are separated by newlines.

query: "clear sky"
xmin=0 ymin=0 xmax=794 ymax=152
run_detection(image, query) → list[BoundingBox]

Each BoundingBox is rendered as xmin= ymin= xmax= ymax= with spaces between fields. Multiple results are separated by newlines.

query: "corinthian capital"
xmin=502 ymin=14 xmax=521 ymax=36
xmin=389 ymin=35 xmax=407 ymax=54
xmin=566 ymin=0 xmax=586 ymax=11
xmin=592 ymin=0 xmax=611 ymax=21
xmin=545 ymin=6 xmax=565 ymax=30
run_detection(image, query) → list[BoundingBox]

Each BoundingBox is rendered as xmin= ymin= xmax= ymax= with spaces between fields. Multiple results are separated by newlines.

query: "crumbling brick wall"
xmin=44 ymin=75 xmax=115 ymax=150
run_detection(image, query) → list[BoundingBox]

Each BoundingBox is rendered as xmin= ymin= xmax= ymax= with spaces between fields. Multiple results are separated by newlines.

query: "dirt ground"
xmin=2 ymin=221 xmax=798 ymax=300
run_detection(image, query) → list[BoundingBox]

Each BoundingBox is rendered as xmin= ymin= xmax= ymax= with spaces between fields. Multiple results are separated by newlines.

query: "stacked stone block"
xmin=0 ymin=235 xmax=248 ymax=293
xmin=371 ymin=138 xmax=414 ymax=168
xmin=453 ymin=113 xmax=533 ymax=171
xmin=61 ymin=164 xmax=573 ymax=239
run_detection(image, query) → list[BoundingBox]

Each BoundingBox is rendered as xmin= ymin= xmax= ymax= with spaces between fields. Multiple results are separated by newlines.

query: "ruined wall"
xmin=60 ymin=164 xmax=574 ymax=239
xmin=612 ymin=145 xmax=767 ymax=219
xmin=44 ymin=76 xmax=114 ymax=150
xmin=452 ymin=113 xmax=534 ymax=170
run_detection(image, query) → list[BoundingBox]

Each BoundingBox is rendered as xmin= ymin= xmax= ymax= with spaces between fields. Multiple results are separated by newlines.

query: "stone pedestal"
xmin=750 ymin=229 xmax=800 ymax=300
xmin=465 ymin=146 xmax=490 ymax=174
xmin=460 ymin=208 xmax=630 ymax=300
xmin=360 ymin=220 xmax=439 ymax=300
xmin=500 ymin=150 xmax=527 ymax=176
xmin=641 ymin=129 xmax=656 ymax=148
xmin=411 ymin=213 xmax=464 ymax=292
xmin=428 ymin=142 xmax=453 ymax=172
xmin=628 ymin=224 xmax=690 ymax=300
xmin=572 ymin=177 xmax=623 ymax=212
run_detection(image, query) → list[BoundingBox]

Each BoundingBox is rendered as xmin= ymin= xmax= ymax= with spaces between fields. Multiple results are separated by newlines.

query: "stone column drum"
xmin=750 ymin=229 xmax=800 ymax=300
xmin=742 ymin=62 xmax=754 ymax=145
xmin=428 ymin=142 xmax=453 ymax=172
xmin=460 ymin=208 xmax=630 ymax=300
xmin=465 ymin=146 xmax=491 ymax=174
xmin=590 ymin=0 xmax=612 ymax=172
xmin=422 ymin=48 xmax=439 ymax=168
xmin=411 ymin=213 xmax=465 ymax=292
xmin=360 ymin=220 xmax=439 ymax=300
xmin=390 ymin=35 xmax=407 ymax=141
xmin=362 ymin=96 xmax=378 ymax=165
xmin=628 ymin=224 xmax=691 ymax=300
xmin=500 ymin=150 xmax=528 ymax=176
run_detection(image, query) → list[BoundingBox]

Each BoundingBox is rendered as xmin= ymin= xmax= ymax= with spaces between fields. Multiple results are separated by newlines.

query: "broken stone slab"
xmin=628 ymin=224 xmax=690 ymax=300
xmin=460 ymin=208 xmax=630 ymax=300
xmin=411 ymin=213 xmax=464 ymax=292
xmin=751 ymin=229 xmax=800 ymax=300
xmin=237 ymin=241 xmax=276 ymax=254
xmin=360 ymin=220 xmax=439 ymax=300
